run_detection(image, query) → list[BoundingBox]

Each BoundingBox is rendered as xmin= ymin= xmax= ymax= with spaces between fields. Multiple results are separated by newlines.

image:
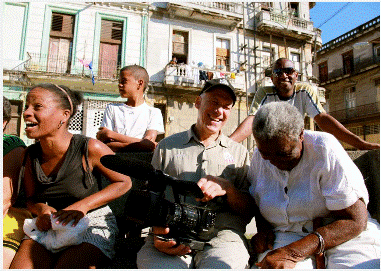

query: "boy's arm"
xmin=97 ymin=127 xmax=158 ymax=152
xmin=314 ymin=112 xmax=380 ymax=150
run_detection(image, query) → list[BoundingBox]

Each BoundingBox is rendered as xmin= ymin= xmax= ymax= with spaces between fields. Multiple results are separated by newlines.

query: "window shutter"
xmin=101 ymin=19 xmax=123 ymax=45
xmin=50 ymin=12 xmax=74 ymax=38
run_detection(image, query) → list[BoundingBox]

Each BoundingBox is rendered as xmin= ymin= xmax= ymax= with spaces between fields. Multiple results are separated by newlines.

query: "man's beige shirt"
xmin=151 ymin=125 xmax=251 ymax=234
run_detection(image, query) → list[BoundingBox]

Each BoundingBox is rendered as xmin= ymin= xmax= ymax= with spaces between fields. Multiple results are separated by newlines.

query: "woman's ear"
xmin=62 ymin=109 xmax=71 ymax=123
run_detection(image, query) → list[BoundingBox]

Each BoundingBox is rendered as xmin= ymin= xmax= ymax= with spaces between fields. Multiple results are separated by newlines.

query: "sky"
xmin=309 ymin=2 xmax=380 ymax=44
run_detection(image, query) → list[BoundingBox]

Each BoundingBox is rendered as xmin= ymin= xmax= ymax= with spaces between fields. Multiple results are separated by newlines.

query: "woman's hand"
xmin=250 ymin=229 xmax=275 ymax=254
xmin=36 ymin=205 xmax=57 ymax=231
xmin=53 ymin=209 xmax=85 ymax=227
xmin=53 ymin=204 xmax=88 ymax=227
xmin=256 ymin=246 xmax=304 ymax=269
xmin=153 ymin=226 xmax=191 ymax=256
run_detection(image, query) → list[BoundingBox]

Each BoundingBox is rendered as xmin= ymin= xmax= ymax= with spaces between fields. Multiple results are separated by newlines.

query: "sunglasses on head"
xmin=272 ymin=67 xmax=296 ymax=76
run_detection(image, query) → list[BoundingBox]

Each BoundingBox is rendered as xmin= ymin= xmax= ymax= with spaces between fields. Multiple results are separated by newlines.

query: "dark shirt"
xmin=26 ymin=135 xmax=100 ymax=210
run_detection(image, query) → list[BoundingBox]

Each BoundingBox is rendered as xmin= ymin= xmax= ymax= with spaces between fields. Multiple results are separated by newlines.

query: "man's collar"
xmin=274 ymin=85 xmax=296 ymax=101
xmin=183 ymin=124 xmax=229 ymax=147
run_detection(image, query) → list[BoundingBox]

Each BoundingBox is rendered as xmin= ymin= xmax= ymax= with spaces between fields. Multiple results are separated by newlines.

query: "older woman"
xmin=248 ymin=102 xmax=380 ymax=269
xmin=10 ymin=84 xmax=132 ymax=269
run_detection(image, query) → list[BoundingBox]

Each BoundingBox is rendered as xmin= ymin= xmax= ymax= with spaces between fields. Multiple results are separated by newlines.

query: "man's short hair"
xmin=3 ymin=96 xmax=12 ymax=123
xmin=120 ymin=65 xmax=149 ymax=91
xmin=252 ymin=102 xmax=304 ymax=141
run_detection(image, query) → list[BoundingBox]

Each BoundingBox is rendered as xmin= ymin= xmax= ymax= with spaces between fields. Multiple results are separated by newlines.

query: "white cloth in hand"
xmin=23 ymin=214 xmax=90 ymax=253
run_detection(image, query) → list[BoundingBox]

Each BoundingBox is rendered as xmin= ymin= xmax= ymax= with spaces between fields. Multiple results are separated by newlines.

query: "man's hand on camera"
xmin=153 ymin=226 xmax=192 ymax=255
xmin=197 ymin=175 xmax=231 ymax=202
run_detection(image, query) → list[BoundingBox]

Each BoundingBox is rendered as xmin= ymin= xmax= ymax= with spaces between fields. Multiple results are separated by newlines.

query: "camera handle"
xmin=170 ymin=182 xmax=182 ymax=204
xmin=155 ymin=234 xmax=207 ymax=251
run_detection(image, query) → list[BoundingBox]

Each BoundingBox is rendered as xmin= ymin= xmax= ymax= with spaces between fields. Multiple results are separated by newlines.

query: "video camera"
xmin=100 ymin=155 xmax=217 ymax=251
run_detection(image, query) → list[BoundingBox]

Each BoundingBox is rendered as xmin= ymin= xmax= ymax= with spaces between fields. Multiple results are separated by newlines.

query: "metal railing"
xmin=194 ymin=2 xmax=243 ymax=14
xmin=24 ymin=52 xmax=121 ymax=80
xmin=164 ymin=64 xmax=245 ymax=89
xmin=329 ymin=102 xmax=380 ymax=122
xmin=258 ymin=9 xmax=314 ymax=32
xmin=322 ymin=55 xmax=380 ymax=82
xmin=319 ymin=16 xmax=380 ymax=52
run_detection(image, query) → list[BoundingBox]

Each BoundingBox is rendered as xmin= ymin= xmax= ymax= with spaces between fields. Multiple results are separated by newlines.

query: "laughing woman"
xmin=10 ymin=84 xmax=132 ymax=269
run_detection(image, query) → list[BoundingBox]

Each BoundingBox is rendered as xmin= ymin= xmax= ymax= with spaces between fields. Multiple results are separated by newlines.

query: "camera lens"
xmin=167 ymin=203 xmax=199 ymax=229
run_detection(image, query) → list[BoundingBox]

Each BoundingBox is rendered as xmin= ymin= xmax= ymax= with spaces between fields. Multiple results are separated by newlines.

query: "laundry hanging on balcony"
xmin=78 ymin=58 xmax=95 ymax=85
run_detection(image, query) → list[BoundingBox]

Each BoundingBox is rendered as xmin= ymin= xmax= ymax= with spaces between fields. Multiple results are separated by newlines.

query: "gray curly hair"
xmin=252 ymin=102 xmax=304 ymax=142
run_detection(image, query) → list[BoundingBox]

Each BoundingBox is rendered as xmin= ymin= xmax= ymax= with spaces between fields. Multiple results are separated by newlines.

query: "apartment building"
xmin=314 ymin=16 xmax=380 ymax=150
xmin=3 ymin=2 xmax=322 ymax=150
xmin=3 ymin=2 xmax=150 ymax=145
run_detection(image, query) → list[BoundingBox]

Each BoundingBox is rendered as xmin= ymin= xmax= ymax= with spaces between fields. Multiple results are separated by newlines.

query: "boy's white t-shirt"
xmin=100 ymin=102 xmax=165 ymax=139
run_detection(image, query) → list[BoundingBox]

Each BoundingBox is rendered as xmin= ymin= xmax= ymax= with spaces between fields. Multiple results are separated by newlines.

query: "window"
xmin=172 ymin=30 xmax=188 ymax=64
xmin=290 ymin=3 xmax=299 ymax=17
xmin=47 ymin=12 xmax=75 ymax=74
xmin=261 ymin=46 xmax=274 ymax=69
xmin=318 ymin=61 xmax=328 ymax=83
xmin=290 ymin=52 xmax=301 ymax=80
xmin=260 ymin=2 xmax=272 ymax=11
xmin=216 ymin=38 xmax=230 ymax=71
xmin=345 ymin=86 xmax=356 ymax=109
xmin=342 ymin=50 xmax=354 ymax=75
xmin=98 ymin=19 xmax=123 ymax=79
xmin=373 ymin=43 xmax=380 ymax=62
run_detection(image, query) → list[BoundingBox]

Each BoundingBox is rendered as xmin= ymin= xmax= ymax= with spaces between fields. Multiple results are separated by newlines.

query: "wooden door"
xmin=98 ymin=43 xmax=119 ymax=79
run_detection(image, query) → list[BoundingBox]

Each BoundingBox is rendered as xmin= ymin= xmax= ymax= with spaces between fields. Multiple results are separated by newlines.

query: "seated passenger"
xmin=248 ymin=102 xmax=380 ymax=269
xmin=10 ymin=84 xmax=132 ymax=269
xmin=97 ymin=65 xmax=165 ymax=152
xmin=137 ymin=79 xmax=255 ymax=269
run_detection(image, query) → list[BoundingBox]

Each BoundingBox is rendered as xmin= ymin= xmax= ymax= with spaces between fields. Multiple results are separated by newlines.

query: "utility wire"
xmin=317 ymin=2 xmax=352 ymax=29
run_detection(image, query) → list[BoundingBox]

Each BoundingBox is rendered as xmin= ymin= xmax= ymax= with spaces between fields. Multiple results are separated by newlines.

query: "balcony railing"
xmin=329 ymin=102 xmax=380 ymax=122
xmin=22 ymin=52 xmax=120 ymax=80
xmin=164 ymin=64 xmax=245 ymax=90
xmin=193 ymin=2 xmax=242 ymax=14
xmin=256 ymin=9 xmax=316 ymax=38
xmin=322 ymin=55 xmax=380 ymax=83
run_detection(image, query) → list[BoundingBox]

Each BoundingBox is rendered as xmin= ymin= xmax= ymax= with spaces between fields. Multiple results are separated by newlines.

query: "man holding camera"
xmin=230 ymin=58 xmax=379 ymax=150
xmin=136 ymin=79 xmax=255 ymax=269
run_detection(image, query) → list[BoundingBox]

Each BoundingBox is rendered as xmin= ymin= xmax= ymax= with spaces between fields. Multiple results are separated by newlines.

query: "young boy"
xmin=96 ymin=65 xmax=165 ymax=152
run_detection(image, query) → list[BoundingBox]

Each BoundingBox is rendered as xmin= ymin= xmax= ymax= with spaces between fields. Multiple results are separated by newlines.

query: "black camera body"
xmin=100 ymin=155 xmax=218 ymax=250
xmin=124 ymin=189 xmax=216 ymax=250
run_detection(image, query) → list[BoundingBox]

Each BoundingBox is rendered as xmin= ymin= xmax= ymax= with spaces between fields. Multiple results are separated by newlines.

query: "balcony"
xmin=320 ymin=55 xmax=380 ymax=84
xmin=255 ymin=9 xmax=321 ymax=45
xmin=17 ymin=52 xmax=120 ymax=80
xmin=166 ymin=2 xmax=243 ymax=29
xmin=164 ymin=64 xmax=245 ymax=91
xmin=329 ymin=102 xmax=380 ymax=123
